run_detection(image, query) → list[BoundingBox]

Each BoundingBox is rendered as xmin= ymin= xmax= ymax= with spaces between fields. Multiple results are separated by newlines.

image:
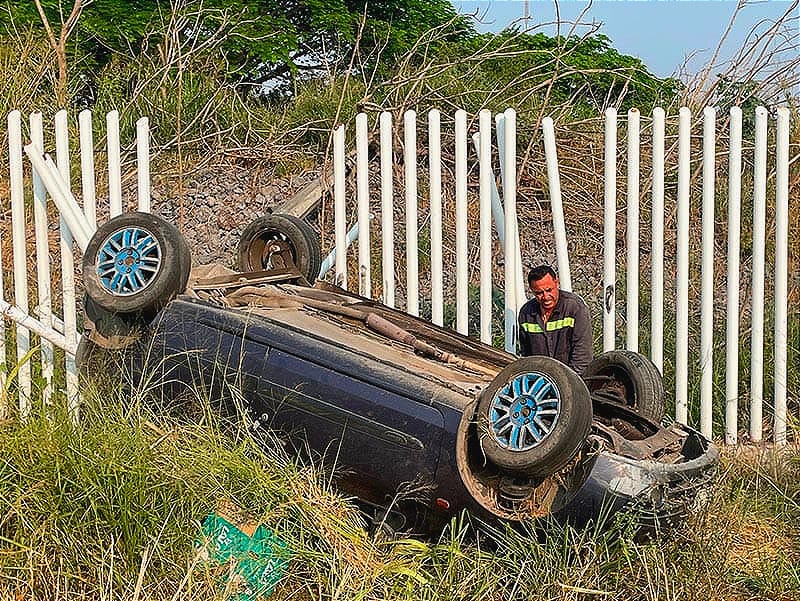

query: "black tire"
xmin=583 ymin=350 xmax=665 ymax=422
xmin=477 ymin=356 xmax=592 ymax=478
xmin=83 ymin=212 xmax=191 ymax=315
xmin=237 ymin=213 xmax=321 ymax=283
xmin=83 ymin=294 xmax=143 ymax=346
xmin=75 ymin=335 xmax=120 ymax=383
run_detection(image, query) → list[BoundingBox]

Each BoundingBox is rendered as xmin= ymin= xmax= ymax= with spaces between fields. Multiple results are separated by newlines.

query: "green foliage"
xmin=374 ymin=29 xmax=681 ymax=119
xmin=715 ymin=75 xmax=770 ymax=135
xmin=0 ymin=0 xmax=473 ymax=100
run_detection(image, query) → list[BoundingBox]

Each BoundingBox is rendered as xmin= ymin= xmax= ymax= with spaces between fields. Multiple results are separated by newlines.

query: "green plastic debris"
xmin=199 ymin=503 xmax=289 ymax=601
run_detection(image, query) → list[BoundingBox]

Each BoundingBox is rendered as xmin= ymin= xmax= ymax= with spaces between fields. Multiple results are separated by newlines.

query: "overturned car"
xmin=79 ymin=212 xmax=718 ymax=535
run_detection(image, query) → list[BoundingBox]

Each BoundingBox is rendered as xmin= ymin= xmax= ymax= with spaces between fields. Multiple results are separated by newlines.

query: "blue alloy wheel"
xmin=96 ymin=226 xmax=162 ymax=296
xmin=477 ymin=356 xmax=592 ymax=478
xmin=488 ymin=372 xmax=560 ymax=451
xmin=83 ymin=212 xmax=191 ymax=315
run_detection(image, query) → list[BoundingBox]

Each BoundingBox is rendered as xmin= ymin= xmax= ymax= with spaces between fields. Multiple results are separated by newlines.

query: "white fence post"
xmin=503 ymin=109 xmax=517 ymax=354
xmin=321 ymin=104 xmax=794 ymax=446
xmin=774 ymin=107 xmax=790 ymax=447
xmin=0 ymin=238 xmax=5 ymax=418
xmin=136 ymin=117 xmax=151 ymax=213
xmin=542 ymin=117 xmax=571 ymax=291
xmin=454 ymin=110 xmax=469 ymax=336
xmin=55 ymin=110 xmax=79 ymax=419
xmin=603 ymin=108 xmax=617 ymax=352
xmin=8 ymin=110 xmax=32 ymax=417
xmin=675 ymin=107 xmax=691 ymax=425
xmin=699 ymin=106 xmax=716 ymax=439
xmin=725 ymin=107 xmax=743 ymax=445
xmin=380 ymin=112 xmax=395 ymax=308
xmin=479 ymin=109 xmax=493 ymax=344
xmin=333 ymin=124 xmax=347 ymax=290
xmin=626 ymin=108 xmax=640 ymax=352
xmin=404 ymin=110 xmax=419 ymax=317
xmin=650 ymin=108 xmax=665 ymax=373
xmin=356 ymin=113 xmax=371 ymax=297
xmin=107 ymin=109 xmax=123 ymax=217
xmin=79 ymin=110 xmax=97 ymax=228
xmin=750 ymin=106 xmax=768 ymax=443
xmin=429 ymin=109 xmax=444 ymax=326
xmin=30 ymin=112 xmax=54 ymax=407
xmin=24 ymin=149 xmax=94 ymax=252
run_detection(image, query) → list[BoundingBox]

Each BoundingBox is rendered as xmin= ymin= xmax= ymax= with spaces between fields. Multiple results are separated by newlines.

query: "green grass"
xmin=1 ymin=378 xmax=798 ymax=600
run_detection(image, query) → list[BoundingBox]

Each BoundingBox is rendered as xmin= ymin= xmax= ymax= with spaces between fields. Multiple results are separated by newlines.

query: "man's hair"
xmin=528 ymin=265 xmax=557 ymax=285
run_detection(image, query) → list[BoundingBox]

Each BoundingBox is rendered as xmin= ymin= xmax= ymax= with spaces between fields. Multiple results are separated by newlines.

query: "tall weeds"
xmin=1 ymin=385 xmax=798 ymax=599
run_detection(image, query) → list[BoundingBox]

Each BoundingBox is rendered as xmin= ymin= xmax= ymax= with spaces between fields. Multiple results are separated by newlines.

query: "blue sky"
xmin=450 ymin=0 xmax=799 ymax=78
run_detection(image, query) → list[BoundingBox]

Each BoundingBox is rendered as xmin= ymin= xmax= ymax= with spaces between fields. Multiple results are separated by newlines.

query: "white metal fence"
xmin=2 ymin=105 xmax=794 ymax=447
xmin=330 ymin=106 xmax=795 ymax=446
xmin=1 ymin=109 xmax=150 ymax=422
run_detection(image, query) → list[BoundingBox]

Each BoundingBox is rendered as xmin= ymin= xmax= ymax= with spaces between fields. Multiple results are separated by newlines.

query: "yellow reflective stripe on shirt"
xmin=521 ymin=317 xmax=575 ymax=334
xmin=546 ymin=317 xmax=575 ymax=331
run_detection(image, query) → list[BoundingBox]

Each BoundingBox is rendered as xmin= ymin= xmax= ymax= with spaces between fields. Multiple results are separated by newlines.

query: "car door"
xmin=256 ymin=348 xmax=445 ymax=506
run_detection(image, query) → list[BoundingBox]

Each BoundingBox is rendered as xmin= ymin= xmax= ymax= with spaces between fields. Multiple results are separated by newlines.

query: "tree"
xmin=463 ymin=31 xmax=682 ymax=113
xmin=1 ymin=0 xmax=474 ymax=101
xmin=29 ymin=0 xmax=89 ymax=106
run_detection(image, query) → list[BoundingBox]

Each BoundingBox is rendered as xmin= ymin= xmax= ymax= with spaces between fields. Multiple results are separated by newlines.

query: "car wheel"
xmin=83 ymin=212 xmax=191 ymax=315
xmin=583 ymin=350 xmax=665 ymax=422
xmin=237 ymin=213 xmax=321 ymax=283
xmin=477 ymin=356 xmax=592 ymax=478
xmin=75 ymin=334 xmax=121 ymax=382
xmin=83 ymin=294 xmax=144 ymax=346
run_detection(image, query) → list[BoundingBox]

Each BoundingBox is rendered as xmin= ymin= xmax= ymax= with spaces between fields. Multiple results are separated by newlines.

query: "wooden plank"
xmin=273 ymin=146 xmax=365 ymax=219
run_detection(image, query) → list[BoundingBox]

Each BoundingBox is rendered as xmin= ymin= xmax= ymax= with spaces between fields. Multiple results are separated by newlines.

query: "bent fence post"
xmin=0 ymin=299 xmax=78 ymax=356
xmin=24 ymin=145 xmax=94 ymax=252
xmin=319 ymin=219 xmax=371 ymax=280
xmin=503 ymin=109 xmax=518 ymax=354
xmin=542 ymin=117 xmax=571 ymax=291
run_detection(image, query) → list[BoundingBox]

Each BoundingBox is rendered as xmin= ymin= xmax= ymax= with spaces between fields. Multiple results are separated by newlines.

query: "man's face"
xmin=530 ymin=274 xmax=560 ymax=312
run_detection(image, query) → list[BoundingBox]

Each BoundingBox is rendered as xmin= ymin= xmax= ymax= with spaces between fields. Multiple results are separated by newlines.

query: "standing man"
xmin=518 ymin=265 xmax=593 ymax=375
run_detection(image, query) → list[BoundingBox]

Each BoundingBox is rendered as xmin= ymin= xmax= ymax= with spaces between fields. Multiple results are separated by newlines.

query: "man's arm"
xmin=518 ymin=311 xmax=532 ymax=356
xmin=569 ymin=299 xmax=594 ymax=375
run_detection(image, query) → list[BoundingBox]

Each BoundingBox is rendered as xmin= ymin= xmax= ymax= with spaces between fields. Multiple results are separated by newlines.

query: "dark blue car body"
xmin=107 ymin=275 xmax=718 ymax=536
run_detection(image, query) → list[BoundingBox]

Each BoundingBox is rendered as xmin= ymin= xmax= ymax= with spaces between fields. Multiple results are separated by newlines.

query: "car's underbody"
xmin=78 ymin=212 xmax=718 ymax=537
xmin=83 ymin=262 xmax=718 ymax=536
